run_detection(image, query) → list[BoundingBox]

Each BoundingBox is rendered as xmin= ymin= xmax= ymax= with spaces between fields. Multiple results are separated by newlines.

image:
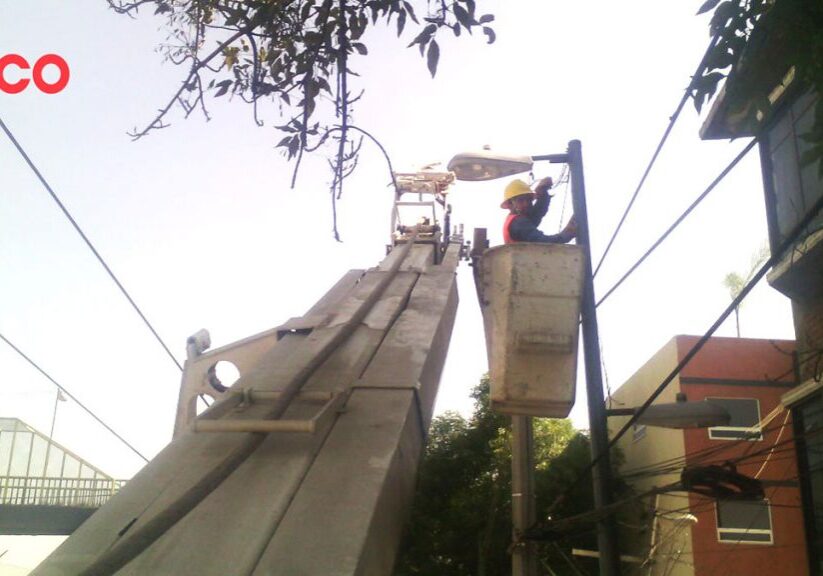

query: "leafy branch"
xmin=694 ymin=0 xmax=823 ymax=173
xmin=108 ymin=0 xmax=496 ymax=237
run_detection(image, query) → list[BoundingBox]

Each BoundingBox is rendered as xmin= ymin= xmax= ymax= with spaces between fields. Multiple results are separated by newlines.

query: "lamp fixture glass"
xmin=447 ymin=151 xmax=534 ymax=181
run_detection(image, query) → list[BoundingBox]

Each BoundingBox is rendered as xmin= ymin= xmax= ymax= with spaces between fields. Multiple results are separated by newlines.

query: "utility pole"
xmin=567 ymin=139 xmax=621 ymax=576
xmin=511 ymin=416 xmax=537 ymax=576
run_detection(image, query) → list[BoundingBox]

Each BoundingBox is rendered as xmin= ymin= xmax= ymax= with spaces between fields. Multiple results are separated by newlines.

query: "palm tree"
xmin=723 ymin=243 xmax=770 ymax=337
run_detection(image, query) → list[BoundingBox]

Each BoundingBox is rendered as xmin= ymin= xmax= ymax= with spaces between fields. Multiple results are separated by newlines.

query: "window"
xmin=716 ymin=499 xmax=773 ymax=544
xmin=707 ymin=398 xmax=762 ymax=441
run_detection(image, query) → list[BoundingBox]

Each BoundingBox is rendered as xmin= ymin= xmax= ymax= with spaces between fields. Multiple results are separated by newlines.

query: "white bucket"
xmin=479 ymin=243 xmax=584 ymax=417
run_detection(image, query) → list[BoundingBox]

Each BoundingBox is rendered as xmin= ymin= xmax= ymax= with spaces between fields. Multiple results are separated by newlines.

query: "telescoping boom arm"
xmin=33 ymin=225 xmax=463 ymax=576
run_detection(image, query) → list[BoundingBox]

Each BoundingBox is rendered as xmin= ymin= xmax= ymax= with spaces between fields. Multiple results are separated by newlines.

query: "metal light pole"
xmin=511 ymin=415 xmax=537 ymax=576
xmin=567 ymin=140 xmax=622 ymax=576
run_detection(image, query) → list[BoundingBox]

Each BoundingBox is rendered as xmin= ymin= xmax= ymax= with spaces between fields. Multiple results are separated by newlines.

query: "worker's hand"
xmin=534 ymin=177 xmax=553 ymax=195
xmin=561 ymin=215 xmax=578 ymax=240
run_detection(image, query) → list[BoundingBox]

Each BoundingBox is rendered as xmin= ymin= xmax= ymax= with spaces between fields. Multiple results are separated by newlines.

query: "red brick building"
xmin=611 ymin=336 xmax=808 ymax=576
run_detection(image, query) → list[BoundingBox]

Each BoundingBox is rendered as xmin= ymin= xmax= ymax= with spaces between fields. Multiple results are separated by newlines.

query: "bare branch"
xmin=130 ymin=26 xmax=250 ymax=139
xmin=107 ymin=0 xmax=157 ymax=16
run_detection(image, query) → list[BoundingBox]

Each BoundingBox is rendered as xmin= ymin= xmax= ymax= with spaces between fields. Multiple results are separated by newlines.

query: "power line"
xmin=593 ymin=34 xmax=721 ymax=278
xmin=617 ymin=417 xmax=794 ymax=481
xmin=596 ymin=137 xmax=758 ymax=309
xmin=609 ymin=190 xmax=823 ymax=451
xmin=617 ymin=386 xmax=817 ymax=481
xmin=0 ymin=116 xmax=184 ymax=372
xmin=547 ymin=191 xmax=823 ymax=516
xmin=702 ymin=457 xmax=797 ymax=576
xmin=0 ymin=332 xmax=149 ymax=463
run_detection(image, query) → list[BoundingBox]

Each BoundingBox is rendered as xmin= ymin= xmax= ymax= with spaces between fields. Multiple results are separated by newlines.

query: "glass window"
xmin=707 ymin=398 xmax=762 ymax=441
xmin=8 ymin=431 xmax=33 ymax=476
xmin=716 ymin=499 xmax=773 ymax=543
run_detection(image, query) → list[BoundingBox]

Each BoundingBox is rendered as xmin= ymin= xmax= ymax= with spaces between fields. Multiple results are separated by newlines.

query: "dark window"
xmin=766 ymin=89 xmax=823 ymax=245
xmin=716 ymin=499 xmax=773 ymax=543
xmin=707 ymin=398 xmax=763 ymax=441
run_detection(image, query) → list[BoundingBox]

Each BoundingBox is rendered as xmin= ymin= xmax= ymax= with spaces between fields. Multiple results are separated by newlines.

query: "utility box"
xmin=479 ymin=243 xmax=584 ymax=417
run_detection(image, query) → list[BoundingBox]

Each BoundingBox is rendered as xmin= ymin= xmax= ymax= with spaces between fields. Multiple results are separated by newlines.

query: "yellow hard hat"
xmin=500 ymin=179 xmax=534 ymax=209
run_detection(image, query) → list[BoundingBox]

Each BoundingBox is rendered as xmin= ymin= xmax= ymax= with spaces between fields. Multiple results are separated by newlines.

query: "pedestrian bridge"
xmin=0 ymin=418 xmax=125 ymax=535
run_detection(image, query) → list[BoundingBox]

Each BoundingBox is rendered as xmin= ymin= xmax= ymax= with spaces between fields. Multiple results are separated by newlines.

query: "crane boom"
xmin=33 ymin=238 xmax=461 ymax=576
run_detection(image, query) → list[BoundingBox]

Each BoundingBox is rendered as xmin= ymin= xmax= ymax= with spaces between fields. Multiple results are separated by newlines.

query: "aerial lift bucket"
xmin=479 ymin=243 xmax=584 ymax=417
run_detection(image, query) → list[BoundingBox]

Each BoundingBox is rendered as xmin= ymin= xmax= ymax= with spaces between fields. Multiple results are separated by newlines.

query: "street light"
xmin=448 ymin=151 xmax=536 ymax=181
xmin=448 ymin=144 xmax=732 ymax=576
xmin=607 ymin=400 xmax=731 ymax=429
xmin=448 ymin=141 xmax=622 ymax=576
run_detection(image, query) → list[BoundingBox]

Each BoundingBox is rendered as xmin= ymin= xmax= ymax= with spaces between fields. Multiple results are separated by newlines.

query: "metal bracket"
xmin=193 ymin=389 xmax=349 ymax=434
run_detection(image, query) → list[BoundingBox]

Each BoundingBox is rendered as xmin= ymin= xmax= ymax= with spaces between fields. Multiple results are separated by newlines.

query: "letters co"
xmin=0 ymin=54 xmax=70 ymax=94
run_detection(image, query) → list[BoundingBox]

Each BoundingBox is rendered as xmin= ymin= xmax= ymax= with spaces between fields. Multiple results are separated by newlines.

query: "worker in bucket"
xmin=501 ymin=177 xmax=577 ymax=244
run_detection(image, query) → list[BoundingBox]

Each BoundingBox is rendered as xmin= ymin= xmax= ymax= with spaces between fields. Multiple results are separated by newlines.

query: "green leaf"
xmin=427 ymin=39 xmax=440 ymax=77
xmin=483 ymin=26 xmax=495 ymax=44
xmin=696 ymin=0 xmax=722 ymax=15
xmin=453 ymin=4 xmax=475 ymax=29
xmin=352 ymin=42 xmax=368 ymax=55
xmin=710 ymin=1 xmax=737 ymax=34
xmin=288 ymin=136 xmax=300 ymax=158
xmin=707 ymin=48 xmax=735 ymax=70
xmin=478 ymin=14 xmax=494 ymax=24
xmin=301 ymin=1 xmax=313 ymax=22
xmin=403 ymin=0 xmax=418 ymax=24
xmin=315 ymin=76 xmax=331 ymax=94
xmin=407 ymin=23 xmax=437 ymax=47
xmin=214 ymin=79 xmax=232 ymax=97
xmin=397 ymin=9 xmax=406 ymax=36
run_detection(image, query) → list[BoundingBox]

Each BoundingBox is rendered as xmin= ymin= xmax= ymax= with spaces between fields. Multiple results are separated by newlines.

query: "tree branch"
xmin=129 ymin=25 xmax=251 ymax=139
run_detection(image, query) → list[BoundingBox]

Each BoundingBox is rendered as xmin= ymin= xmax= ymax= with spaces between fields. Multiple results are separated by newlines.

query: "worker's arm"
xmin=525 ymin=178 xmax=553 ymax=225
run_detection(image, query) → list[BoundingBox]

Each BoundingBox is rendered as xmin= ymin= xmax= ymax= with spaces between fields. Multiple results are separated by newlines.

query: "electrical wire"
xmin=547 ymin=193 xmax=823 ymax=519
xmin=619 ymin=402 xmax=823 ymax=483
xmin=0 ymin=332 xmax=150 ymax=463
xmin=593 ymin=34 xmax=721 ymax=278
xmin=609 ymin=190 xmax=823 ymax=452
xmin=702 ymin=458 xmax=797 ymax=576
xmin=617 ymin=417 xmax=794 ymax=481
xmin=0 ymin=116 xmax=184 ymax=373
xmin=620 ymin=421 xmax=784 ymax=476
xmin=596 ymin=137 xmax=758 ymax=309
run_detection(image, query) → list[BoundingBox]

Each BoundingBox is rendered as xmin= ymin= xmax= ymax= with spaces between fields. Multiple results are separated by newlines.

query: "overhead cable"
xmin=608 ymin=191 xmax=823 ymax=450
xmin=0 ymin=332 xmax=150 ymax=463
xmin=549 ymin=191 xmax=823 ymax=517
xmin=596 ymin=137 xmax=758 ymax=308
xmin=593 ymin=34 xmax=721 ymax=278
xmin=0 ymin=116 xmax=183 ymax=372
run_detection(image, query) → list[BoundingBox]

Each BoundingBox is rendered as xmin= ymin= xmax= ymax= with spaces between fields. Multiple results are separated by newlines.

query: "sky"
xmin=0 ymin=1 xmax=797 ymax=571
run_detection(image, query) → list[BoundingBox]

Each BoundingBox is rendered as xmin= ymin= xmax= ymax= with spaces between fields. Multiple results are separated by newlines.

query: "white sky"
xmin=0 ymin=1 xmax=796 ymax=570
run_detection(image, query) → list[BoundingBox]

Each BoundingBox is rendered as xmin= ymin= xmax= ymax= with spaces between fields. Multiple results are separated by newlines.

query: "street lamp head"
xmin=447 ymin=151 xmax=534 ymax=181
xmin=636 ymin=401 xmax=731 ymax=429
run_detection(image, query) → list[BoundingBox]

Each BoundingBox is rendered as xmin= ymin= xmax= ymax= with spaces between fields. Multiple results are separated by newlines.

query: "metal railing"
xmin=0 ymin=476 xmax=125 ymax=508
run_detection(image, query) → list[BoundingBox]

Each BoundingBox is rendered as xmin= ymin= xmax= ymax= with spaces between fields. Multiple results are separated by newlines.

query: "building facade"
xmin=611 ymin=336 xmax=807 ymax=576
xmin=699 ymin=9 xmax=823 ymax=573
